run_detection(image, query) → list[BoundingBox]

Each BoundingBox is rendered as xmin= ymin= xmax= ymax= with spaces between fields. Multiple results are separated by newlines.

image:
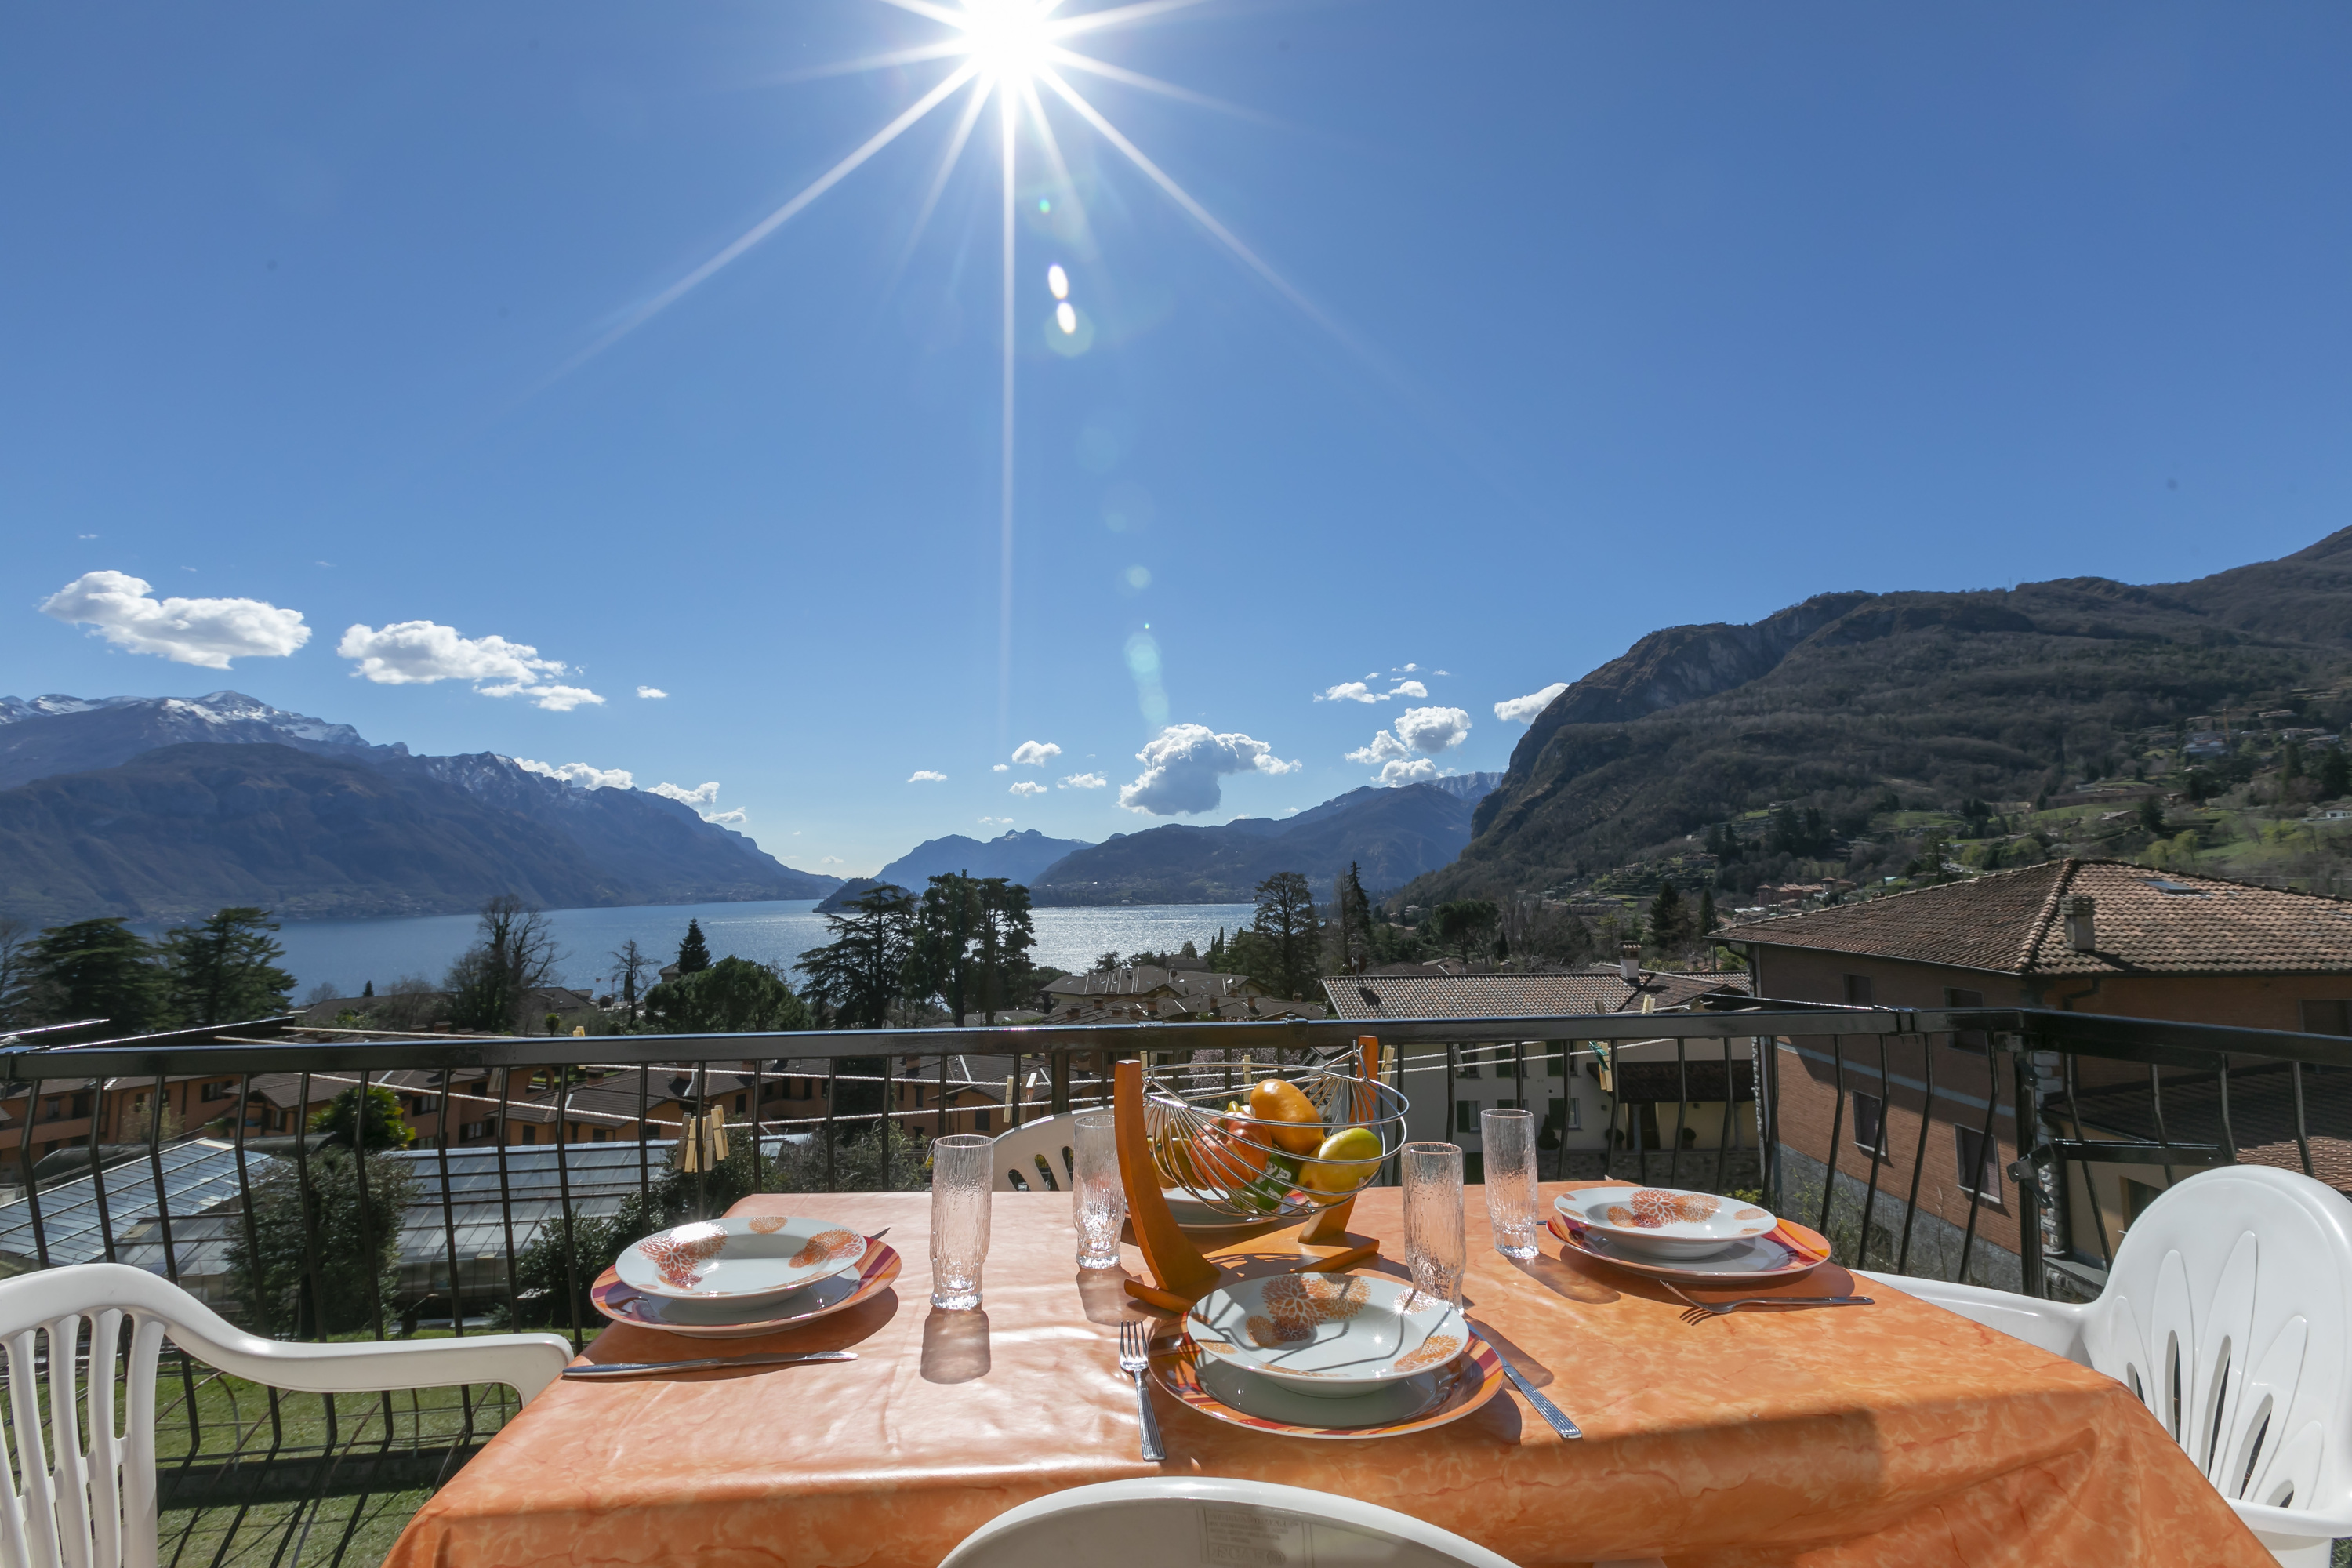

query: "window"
xmin=201 ymin=1080 xmax=235 ymax=1102
xmin=459 ymin=1120 xmax=491 ymax=1141
xmin=1842 ymin=974 xmax=1875 ymax=1007
xmin=2301 ymin=1000 xmax=2352 ymax=1036
xmin=1955 ymin=1125 xmax=2002 ymax=1199
xmin=1548 ymin=1050 xmax=1565 ymax=1078
xmin=734 ymin=1094 xmax=746 ymax=1112
xmin=1850 ymin=1091 xmax=1889 ymax=1156
xmin=1455 ymin=1060 xmax=1479 ymax=1080
xmin=1945 ymin=987 xmax=1988 ymax=1053
xmin=1455 ymin=1102 xmax=1479 ymax=1134
xmin=1563 ymin=1097 xmax=1581 ymax=1131
xmin=517 ymin=1126 xmax=538 ymax=1145
xmin=591 ymin=1127 xmax=611 ymax=1142
xmin=975 ymin=1109 xmax=992 ymax=1132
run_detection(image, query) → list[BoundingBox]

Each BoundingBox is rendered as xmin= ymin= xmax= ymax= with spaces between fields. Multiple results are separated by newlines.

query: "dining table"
xmin=381 ymin=1181 xmax=2273 ymax=1567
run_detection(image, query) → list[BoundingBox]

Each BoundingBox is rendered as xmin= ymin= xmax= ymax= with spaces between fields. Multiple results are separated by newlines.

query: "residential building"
xmin=1715 ymin=858 xmax=2352 ymax=1288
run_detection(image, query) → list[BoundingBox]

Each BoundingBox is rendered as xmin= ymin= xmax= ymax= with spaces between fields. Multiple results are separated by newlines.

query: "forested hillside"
xmin=1401 ymin=530 xmax=2352 ymax=907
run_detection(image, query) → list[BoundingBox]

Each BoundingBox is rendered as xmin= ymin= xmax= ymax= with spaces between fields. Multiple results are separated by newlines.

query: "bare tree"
xmin=609 ymin=939 xmax=653 ymax=1027
xmin=444 ymin=896 xmax=561 ymax=1033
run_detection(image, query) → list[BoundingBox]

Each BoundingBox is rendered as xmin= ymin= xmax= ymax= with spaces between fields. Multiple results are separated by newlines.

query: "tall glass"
xmin=929 ymin=1134 xmax=993 ymax=1310
xmin=1072 ymin=1111 xmax=1126 ymax=1269
xmin=1400 ymin=1142 xmax=1467 ymax=1308
xmin=1482 ymin=1109 xmax=1540 ymax=1259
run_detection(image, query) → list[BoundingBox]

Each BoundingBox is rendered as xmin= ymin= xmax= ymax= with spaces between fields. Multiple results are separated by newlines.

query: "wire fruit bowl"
xmin=1141 ymin=1061 xmax=1410 ymax=1224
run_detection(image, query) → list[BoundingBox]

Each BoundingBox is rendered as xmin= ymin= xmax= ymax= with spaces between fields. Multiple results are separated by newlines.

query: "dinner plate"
xmin=617 ymin=1214 xmax=871 ymax=1305
xmin=1152 ymin=1327 xmax=1502 ymax=1439
xmin=1549 ymin=1212 xmax=1831 ymax=1285
xmin=592 ymin=1242 xmax=902 ymax=1338
xmin=1186 ymin=1272 xmax=1466 ymax=1397
xmin=1553 ymin=1186 xmax=1780 ymax=1261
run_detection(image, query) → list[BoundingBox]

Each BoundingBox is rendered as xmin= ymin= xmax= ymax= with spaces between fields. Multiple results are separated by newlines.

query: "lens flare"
xmin=960 ymin=0 xmax=1053 ymax=82
xmin=1056 ymin=300 xmax=1078 ymax=333
xmin=1047 ymin=263 xmax=1069 ymax=299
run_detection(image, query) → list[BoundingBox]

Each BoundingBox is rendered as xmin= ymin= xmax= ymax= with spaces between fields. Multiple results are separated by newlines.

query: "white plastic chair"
xmin=1862 ymin=1164 xmax=2352 ymax=1566
xmin=937 ymin=1477 xmax=1521 ymax=1567
xmin=991 ymin=1114 xmax=1076 ymax=1193
xmin=0 ymin=1261 xmax=572 ymax=1568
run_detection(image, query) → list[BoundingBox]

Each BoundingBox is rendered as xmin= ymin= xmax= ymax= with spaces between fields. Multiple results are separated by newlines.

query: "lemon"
xmin=1303 ymin=1126 xmax=1382 ymax=1192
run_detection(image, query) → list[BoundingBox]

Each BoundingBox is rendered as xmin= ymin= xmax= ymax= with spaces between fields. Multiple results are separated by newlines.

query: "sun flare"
xmin=956 ymin=0 xmax=1055 ymax=82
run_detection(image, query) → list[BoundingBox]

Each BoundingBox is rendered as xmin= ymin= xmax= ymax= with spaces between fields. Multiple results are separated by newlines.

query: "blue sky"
xmin=7 ymin=2 xmax=2352 ymax=877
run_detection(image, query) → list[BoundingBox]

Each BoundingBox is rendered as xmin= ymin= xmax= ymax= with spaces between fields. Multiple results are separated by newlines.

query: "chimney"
xmin=1620 ymin=942 xmax=1642 ymax=984
xmin=2064 ymin=895 xmax=2096 ymax=953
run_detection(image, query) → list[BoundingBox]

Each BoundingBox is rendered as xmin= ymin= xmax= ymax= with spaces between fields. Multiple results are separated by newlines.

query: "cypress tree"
xmin=677 ymin=919 xmax=712 ymax=975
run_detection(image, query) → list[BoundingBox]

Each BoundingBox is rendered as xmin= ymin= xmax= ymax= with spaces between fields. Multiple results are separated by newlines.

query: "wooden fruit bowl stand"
xmin=1112 ymin=1036 xmax=1393 ymax=1312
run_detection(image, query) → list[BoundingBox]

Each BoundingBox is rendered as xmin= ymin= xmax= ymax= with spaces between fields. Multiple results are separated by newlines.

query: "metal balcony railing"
xmin=1 ymin=1000 xmax=2345 ymax=1563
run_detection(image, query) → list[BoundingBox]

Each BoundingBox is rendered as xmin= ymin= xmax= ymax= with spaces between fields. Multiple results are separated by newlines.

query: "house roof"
xmin=1322 ymin=968 xmax=1747 ymax=1022
xmin=1714 ymin=858 xmax=2352 ymax=977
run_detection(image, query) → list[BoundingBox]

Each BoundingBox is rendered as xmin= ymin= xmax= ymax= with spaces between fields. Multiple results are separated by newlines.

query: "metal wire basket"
xmin=1139 ymin=1056 xmax=1411 ymax=1224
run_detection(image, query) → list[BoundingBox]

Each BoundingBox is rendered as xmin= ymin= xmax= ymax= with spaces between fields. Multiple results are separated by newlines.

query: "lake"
xmin=268 ymin=901 xmax=1259 ymax=999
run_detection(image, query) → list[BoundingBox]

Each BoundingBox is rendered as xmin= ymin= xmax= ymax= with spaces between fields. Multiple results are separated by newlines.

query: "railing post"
xmin=2011 ymin=1043 xmax=2045 ymax=1299
xmin=1050 ymin=1051 xmax=1071 ymax=1116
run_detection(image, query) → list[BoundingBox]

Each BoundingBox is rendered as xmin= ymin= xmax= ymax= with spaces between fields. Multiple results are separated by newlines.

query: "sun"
xmin=956 ymin=0 xmax=1055 ymax=82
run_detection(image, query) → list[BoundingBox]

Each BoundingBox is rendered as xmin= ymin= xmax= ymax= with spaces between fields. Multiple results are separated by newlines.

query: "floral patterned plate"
xmin=592 ymin=1242 xmax=902 ymax=1338
xmin=1549 ymin=1212 xmax=1832 ymax=1285
xmin=616 ymin=1214 xmax=869 ymax=1305
xmin=1153 ymin=1327 xmax=1503 ymax=1439
xmin=1555 ymin=1185 xmax=1780 ymax=1261
xmin=1187 ymin=1272 xmax=1467 ymax=1397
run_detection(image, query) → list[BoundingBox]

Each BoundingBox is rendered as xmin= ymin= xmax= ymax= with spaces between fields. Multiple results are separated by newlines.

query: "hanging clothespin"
xmin=707 ymin=1109 xmax=729 ymax=1162
xmin=679 ymin=1115 xmax=701 ymax=1172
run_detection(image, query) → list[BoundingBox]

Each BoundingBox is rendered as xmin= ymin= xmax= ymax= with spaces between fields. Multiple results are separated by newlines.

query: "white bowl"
xmin=1556 ymin=1187 xmax=1778 ymax=1261
xmin=617 ymin=1215 xmax=869 ymax=1305
xmin=1186 ymin=1272 xmax=1467 ymax=1399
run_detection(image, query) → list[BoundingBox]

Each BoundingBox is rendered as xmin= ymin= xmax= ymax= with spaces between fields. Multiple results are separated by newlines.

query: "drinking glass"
xmin=1400 ymin=1142 xmax=1467 ymax=1308
xmin=1482 ymin=1109 xmax=1540 ymax=1259
xmin=1072 ymin=1111 xmax=1126 ymax=1269
xmin=929 ymin=1134 xmax=993 ymax=1310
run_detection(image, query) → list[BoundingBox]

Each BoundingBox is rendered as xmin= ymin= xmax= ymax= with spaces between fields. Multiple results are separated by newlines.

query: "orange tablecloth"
xmin=384 ymin=1184 xmax=2267 ymax=1567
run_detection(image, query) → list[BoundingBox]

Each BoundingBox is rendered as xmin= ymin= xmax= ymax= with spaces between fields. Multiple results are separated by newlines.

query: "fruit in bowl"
xmin=1247 ymin=1077 xmax=1327 ymax=1155
xmin=1301 ymin=1125 xmax=1383 ymax=1193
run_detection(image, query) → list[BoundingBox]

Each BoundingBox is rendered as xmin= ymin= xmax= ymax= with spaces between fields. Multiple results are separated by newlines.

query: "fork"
xmin=1661 ymin=1279 xmax=1872 ymax=1323
xmin=1116 ymin=1319 xmax=1167 ymax=1462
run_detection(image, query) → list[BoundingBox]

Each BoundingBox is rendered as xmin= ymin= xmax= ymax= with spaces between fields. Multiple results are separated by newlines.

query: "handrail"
xmin=9 ymin=1003 xmax=2352 ymax=1076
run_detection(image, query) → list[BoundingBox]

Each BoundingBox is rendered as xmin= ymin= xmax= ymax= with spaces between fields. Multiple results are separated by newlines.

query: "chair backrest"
xmin=937 ymin=1477 xmax=1518 ymax=1568
xmin=2082 ymin=1164 xmax=2352 ymax=1521
xmin=990 ymin=1116 xmax=1076 ymax=1193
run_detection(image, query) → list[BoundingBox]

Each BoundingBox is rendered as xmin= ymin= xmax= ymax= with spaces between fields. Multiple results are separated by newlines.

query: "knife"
xmin=564 ymin=1350 xmax=857 ymax=1379
xmin=1491 ymin=1348 xmax=1582 ymax=1439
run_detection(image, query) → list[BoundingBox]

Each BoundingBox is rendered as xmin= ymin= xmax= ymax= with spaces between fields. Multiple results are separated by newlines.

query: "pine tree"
xmin=25 ymin=919 xmax=162 ymax=1033
xmin=1697 ymin=888 xmax=1717 ymax=936
xmin=1646 ymin=884 xmax=1688 ymax=956
xmin=677 ymin=919 xmax=712 ymax=976
xmin=361 ymin=979 xmax=374 ymax=997
xmin=159 ymin=907 xmax=297 ymax=1027
xmin=2320 ymin=747 xmax=2351 ymax=801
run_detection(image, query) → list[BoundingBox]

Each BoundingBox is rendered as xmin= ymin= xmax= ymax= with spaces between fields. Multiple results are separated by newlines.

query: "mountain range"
xmin=1028 ymin=775 xmax=1501 ymax=906
xmin=815 ymin=828 xmax=1095 ymax=911
xmin=0 ymin=693 xmax=840 ymax=922
xmin=1399 ymin=529 xmax=2352 ymax=906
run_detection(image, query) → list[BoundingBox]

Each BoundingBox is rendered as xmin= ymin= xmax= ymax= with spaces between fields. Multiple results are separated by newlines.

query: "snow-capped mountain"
xmin=0 ymin=691 xmax=381 ymax=789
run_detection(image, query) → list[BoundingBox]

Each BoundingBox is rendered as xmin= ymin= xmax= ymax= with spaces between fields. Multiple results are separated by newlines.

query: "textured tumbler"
xmin=1482 ymin=1108 xmax=1540 ymax=1259
xmin=929 ymin=1134 xmax=993 ymax=1310
xmin=1072 ymin=1111 xmax=1126 ymax=1269
xmin=1401 ymin=1141 xmax=1467 ymax=1308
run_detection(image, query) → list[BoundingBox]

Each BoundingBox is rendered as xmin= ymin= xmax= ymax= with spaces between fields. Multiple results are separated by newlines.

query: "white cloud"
xmin=1395 ymin=662 xmax=1420 ymax=673
xmin=1060 ymin=772 xmax=1108 ymax=789
xmin=1495 ymin=682 xmax=1569 ymax=724
xmin=1394 ymin=706 xmax=1472 ymax=754
xmin=993 ymin=764 xmax=1009 ymax=773
xmin=1347 ymin=706 xmax=1472 ymax=784
xmin=1011 ymin=740 xmax=1062 ymax=766
xmin=41 ymin=570 xmax=310 ymax=670
xmin=651 ymin=781 xmax=720 ymax=808
xmin=637 ymin=685 xmax=668 ymax=699
xmin=702 ymin=808 xmax=747 ymax=826
xmin=821 ymin=855 xmax=844 ymax=865
xmin=1120 ymin=724 xmax=1300 ymax=815
xmin=909 ymin=770 xmax=948 ymax=783
xmin=515 ymin=758 xmax=634 ymax=790
xmin=336 ymin=620 xmax=603 ymax=710
xmin=1388 ymin=680 xmax=1428 ymax=699
xmin=1316 ymin=681 xmax=1380 ymax=703
xmin=1009 ymin=780 xmax=1047 ymax=797
xmin=978 ymin=815 xmax=1013 ymax=826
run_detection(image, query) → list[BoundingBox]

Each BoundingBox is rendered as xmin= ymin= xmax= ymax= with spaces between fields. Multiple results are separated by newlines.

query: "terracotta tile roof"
xmin=1322 ymin=968 xmax=1747 ymax=1022
xmin=1715 ymin=858 xmax=2352 ymax=977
